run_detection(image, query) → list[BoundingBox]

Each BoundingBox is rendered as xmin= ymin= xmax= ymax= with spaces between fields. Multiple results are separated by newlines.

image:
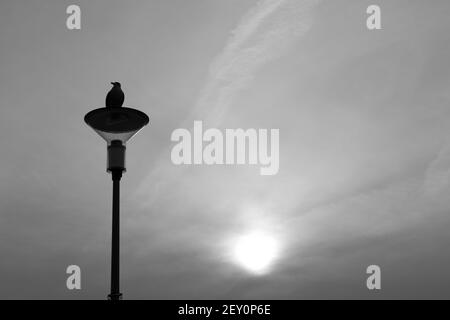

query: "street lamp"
xmin=84 ymin=92 xmax=149 ymax=300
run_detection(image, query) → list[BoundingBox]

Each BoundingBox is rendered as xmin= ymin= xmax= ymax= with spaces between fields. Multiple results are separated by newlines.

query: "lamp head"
xmin=84 ymin=107 xmax=149 ymax=145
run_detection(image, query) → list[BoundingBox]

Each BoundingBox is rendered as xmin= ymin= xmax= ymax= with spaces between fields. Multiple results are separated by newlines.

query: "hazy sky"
xmin=1 ymin=0 xmax=450 ymax=299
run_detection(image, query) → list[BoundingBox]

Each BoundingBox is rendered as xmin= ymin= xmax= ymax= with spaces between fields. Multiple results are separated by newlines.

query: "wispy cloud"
xmin=424 ymin=139 xmax=450 ymax=196
xmin=136 ymin=0 xmax=321 ymax=201
xmin=192 ymin=0 xmax=321 ymax=124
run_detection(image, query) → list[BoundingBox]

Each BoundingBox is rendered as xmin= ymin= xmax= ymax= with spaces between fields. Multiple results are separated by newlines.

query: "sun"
xmin=232 ymin=231 xmax=279 ymax=275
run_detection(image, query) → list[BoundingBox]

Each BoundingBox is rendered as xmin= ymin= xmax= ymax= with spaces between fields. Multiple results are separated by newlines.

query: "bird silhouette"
xmin=105 ymin=82 xmax=125 ymax=108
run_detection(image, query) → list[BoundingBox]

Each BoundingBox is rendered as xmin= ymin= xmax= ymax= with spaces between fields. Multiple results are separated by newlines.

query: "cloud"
xmin=192 ymin=0 xmax=321 ymax=124
xmin=424 ymin=138 xmax=450 ymax=196
xmin=135 ymin=0 xmax=321 ymax=203
xmin=273 ymin=137 xmax=450 ymax=280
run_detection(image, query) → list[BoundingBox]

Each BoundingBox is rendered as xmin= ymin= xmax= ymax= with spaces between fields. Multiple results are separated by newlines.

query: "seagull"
xmin=105 ymin=82 xmax=125 ymax=108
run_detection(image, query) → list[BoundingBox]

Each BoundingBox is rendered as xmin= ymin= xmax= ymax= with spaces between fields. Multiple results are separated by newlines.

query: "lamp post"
xmin=85 ymin=100 xmax=149 ymax=300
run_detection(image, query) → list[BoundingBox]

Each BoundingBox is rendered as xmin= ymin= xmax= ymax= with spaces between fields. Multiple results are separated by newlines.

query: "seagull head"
xmin=111 ymin=82 xmax=121 ymax=87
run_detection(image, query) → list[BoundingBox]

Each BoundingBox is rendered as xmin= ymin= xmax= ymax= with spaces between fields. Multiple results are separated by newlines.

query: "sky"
xmin=1 ymin=0 xmax=450 ymax=299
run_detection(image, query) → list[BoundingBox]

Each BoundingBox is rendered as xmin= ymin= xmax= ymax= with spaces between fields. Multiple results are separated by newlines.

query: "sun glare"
xmin=233 ymin=231 xmax=279 ymax=275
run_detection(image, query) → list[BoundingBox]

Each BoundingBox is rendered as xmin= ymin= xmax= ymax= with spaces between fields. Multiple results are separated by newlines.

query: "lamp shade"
xmin=84 ymin=107 xmax=149 ymax=145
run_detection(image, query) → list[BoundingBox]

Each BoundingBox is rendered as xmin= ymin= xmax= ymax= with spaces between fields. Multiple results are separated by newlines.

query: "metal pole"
xmin=108 ymin=170 xmax=123 ymax=300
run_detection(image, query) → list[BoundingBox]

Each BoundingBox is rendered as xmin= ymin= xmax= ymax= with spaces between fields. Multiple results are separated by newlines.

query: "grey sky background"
xmin=1 ymin=0 xmax=450 ymax=299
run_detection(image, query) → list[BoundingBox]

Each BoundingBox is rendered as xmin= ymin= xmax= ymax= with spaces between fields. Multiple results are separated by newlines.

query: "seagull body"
xmin=106 ymin=82 xmax=125 ymax=108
